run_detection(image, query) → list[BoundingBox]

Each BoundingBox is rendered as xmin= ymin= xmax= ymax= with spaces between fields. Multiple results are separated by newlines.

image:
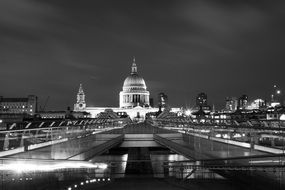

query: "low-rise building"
xmin=0 ymin=95 xmax=37 ymax=115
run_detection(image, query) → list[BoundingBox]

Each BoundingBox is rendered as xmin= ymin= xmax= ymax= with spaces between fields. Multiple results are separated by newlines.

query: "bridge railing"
xmin=153 ymin=119 xmax=285 ymax=154
xmin=152 ymin=117 xmax=285 ymax=130
xmin=0 ymin=118 xmax=130 ymax=156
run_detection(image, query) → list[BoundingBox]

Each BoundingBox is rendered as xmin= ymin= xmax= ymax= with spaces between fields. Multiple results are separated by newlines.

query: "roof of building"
xmin=0 ymin=98 xmax=29 ymax=102
xmin=122 ymin=58 xmax=147 ymax=92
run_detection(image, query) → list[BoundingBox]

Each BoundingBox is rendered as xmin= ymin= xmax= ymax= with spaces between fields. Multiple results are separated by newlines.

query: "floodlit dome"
xmin=119 ymin=58 xmax=150 ymax=108
xmin=123 ymin=74 xmax=146 ymax=91
xmin=122 ymin=58 xmax=147 ymax=92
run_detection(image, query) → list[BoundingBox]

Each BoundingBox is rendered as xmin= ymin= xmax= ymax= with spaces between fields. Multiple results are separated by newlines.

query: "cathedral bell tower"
xmin=74 ymin=84 xmax=86 ymax=111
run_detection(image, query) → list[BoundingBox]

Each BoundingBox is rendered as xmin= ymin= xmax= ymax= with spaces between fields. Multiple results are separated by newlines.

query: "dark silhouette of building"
xmin=195 ymin=92 xmax=211 ymax=113
xmin=158 ymin=92 xmax=168 ymax=108
xmin=149 ymin=98 xmax=154 ymax=107
xmin=238 ymin=95 xmax=248 ymax=109
xmin=196 ymin=93 xmax=208 ymax=107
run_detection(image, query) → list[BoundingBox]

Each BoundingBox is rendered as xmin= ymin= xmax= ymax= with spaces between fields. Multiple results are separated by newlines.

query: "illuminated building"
xmin=246 ymin=99 xmax=266 ymax=110
xmin=73 ymin=58 xmax=181 ymax=120
xmin=74 ymin=84 xmax=86 ymax=111
xmin=38 ymin=110 xmax=91 ymax=119
xmin=0 ymin=95 xmax=37 ymax=115
xmin=266 ymin=106 xmax=285 ymax=120
xmin=225 ymin=97 xmax=238 ymax=112
xmin=270 ymin=85 xmax=282 ymax=107
xmin=119 ymin=58 xmax=150 ymax=108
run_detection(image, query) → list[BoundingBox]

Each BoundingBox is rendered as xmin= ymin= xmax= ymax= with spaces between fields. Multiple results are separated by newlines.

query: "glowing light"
xmin=98 ymin=163 xmax=108 ymax=169
xmin=0 ymin=161 xmax=108 ymax=173
xmin=280 ymin=114 xmax=285 ymax=121
xmin=215 ymin=134 xmax=221 ymax=138
xmin=74 ymin=185 xmax=77 ymax=188
xmin=233 ymin=134 xmax=242 ymax=138
xmin=185 ymin=110 xmax=191 ymax=116
xmin=249 ymin=160 xmax=283 ymax=164
xmin=68 ymin=187 xmax=72 ymax=190
xmin=277 ymin=90 xmax=281 ymax=94
xmin=80 ymin=182 xmax=84 ymax=185
xmin=223 ymin=134 xmax=230 ymax=139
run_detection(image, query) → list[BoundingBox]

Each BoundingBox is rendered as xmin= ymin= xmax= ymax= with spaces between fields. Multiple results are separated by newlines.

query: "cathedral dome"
xmin=119 ymin=58 xmax=150 ymax=108
xmin=122 ymin=58 xmax=147 ymax=92
xmin=123 ymin=74 xmax=146 ymax=91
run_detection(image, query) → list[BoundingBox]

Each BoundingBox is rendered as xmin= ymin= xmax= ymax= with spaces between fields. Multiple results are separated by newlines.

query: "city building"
xmin=238 ymin=94 xmax=248 ymax=109
xmin=196 ymin=92 xmax=207 ymax=107
xmin=74 ymin=58 xmax=180 ymax=120
xmin=149 ymin=98 xmax=154 ymax=107
xmin=0 ymin=95 xmax=37 ymax=115
xmin=246 ymin=99 xmax=266 ymax=110
xmin=37 ymin=110 xmax=91 ymax=119
xmin=119 ymin=58 xmax=150 ymax=108
xmin=158 ymin=92 xmax=168 ymax=109
xmin=74 ymin=84 xmax=86 ymax=111
xmin=225 ymin=97 xmax=238 ymax=112
xmin=270 ymin=85 xmax=282 ymax=107
xmin=193 ymin=92 xmax=211 ymax=113
xmin=266 ymin=106 xmax=285 ymax=120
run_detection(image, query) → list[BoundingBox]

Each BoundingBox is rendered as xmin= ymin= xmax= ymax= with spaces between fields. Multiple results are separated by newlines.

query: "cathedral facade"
xmin=74 ymin=58 xmax=158 ymax=120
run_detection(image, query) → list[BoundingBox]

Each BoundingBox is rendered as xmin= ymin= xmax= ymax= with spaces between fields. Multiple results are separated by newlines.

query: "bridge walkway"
xmin=7 ymin=133 xmax=123 ymax=160
xmin=154 ymin=133 xmax=269 ymax=161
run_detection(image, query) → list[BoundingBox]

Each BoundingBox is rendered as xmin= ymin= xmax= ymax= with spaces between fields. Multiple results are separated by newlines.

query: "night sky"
xmin=0 ymin=0 xmax=284 ymax=110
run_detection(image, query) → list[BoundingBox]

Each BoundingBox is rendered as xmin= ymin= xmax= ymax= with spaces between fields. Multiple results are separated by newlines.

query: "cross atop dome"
xmin=131 ymin=56 xmax=137 ymax=75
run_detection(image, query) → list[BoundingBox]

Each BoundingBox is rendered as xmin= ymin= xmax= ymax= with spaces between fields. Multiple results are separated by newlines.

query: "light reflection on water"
xmin=89 ymin=153 xmax=192 ymax=178
xmin=89 ymin=154 xmax=128 ymax=178
xmin=150 ymin=153 xmax=189 ymax=178
xmin=89 ymin=152 xmax=222 ymax=179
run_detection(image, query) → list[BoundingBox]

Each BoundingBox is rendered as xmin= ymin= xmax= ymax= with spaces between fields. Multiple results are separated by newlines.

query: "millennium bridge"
xmin=0 ymin=112 xmax=285 ymax=190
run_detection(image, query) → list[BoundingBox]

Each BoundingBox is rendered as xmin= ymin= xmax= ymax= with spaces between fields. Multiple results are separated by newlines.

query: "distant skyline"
xmin=0 ymin=0 xmax=284 ymax=110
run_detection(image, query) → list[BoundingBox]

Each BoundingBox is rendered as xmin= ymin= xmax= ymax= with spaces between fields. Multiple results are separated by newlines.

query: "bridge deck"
xmin=7 ymin=134 xmax=123 ymax=160
xmin=155 ymin=133 xmax=269 ymax=160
